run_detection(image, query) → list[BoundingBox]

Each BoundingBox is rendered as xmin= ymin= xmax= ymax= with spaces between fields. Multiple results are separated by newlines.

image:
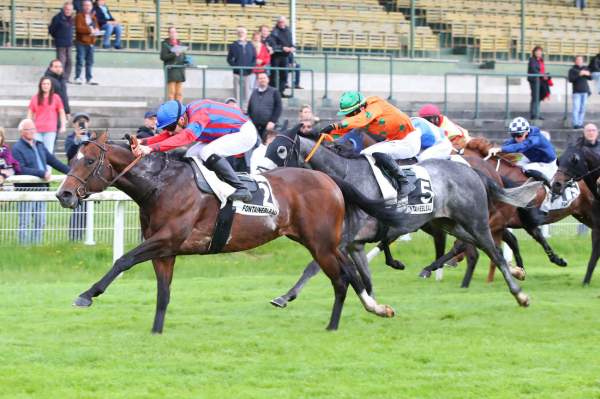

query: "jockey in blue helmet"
xmin=134 ymin=99 xmax=258 ymax=201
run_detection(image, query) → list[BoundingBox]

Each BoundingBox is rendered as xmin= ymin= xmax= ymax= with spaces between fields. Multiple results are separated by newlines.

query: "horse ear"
xmin=124 ymin=133 xmax=132 ymax=144
xmin=97 ymin=131 xmax=108 ymax=144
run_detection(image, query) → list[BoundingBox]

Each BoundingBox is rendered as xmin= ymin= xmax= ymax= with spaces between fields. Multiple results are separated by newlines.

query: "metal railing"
xmin=443 ymin=72 xmax=570 ymax=121
xmin=165 ymin=64 xmax=315 ymax=110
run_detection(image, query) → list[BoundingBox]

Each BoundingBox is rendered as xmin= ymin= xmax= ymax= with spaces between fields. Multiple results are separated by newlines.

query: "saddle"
xmin=188 ymin=159 xmax=259 ymax=196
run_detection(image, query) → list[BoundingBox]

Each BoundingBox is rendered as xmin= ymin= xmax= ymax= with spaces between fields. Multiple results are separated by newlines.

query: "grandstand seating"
xmin=0 ymin=0 xmax=440 ymax=56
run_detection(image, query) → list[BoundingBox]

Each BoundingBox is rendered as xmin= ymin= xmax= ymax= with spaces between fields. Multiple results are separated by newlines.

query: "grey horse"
xmin=260 ymin=130 xmax=541 ymax=307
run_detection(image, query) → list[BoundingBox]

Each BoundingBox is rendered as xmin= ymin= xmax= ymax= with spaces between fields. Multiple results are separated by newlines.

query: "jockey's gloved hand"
xmin=320 ymin=124 xmax=337 ymax=135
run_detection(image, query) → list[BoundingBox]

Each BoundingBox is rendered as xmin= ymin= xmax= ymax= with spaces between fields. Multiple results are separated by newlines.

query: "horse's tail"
xmin=329 ymin=176 xmax=402 ymax=224
xmin=474 ymin=169 xmax=542 ymax=208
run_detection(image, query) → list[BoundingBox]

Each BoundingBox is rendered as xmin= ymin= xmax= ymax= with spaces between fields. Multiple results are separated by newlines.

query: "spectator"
xmin=75 ymin=0 xmax=100 ymax=85
xmin=161 ymin=26 xmax=186 ymax=102
xmin=12 ymin=119 xmax=69 ymax=245
xmin=48 ymin=1 xmax=74 ymax=82
xmin=575 ymin=0 xmax=585 ymax=10
xmin=299 ymin=104 xmax=319 ymax=125
xmin=581 ymin=123 xmax=600 ymax=155
xmin=568 ymin=55 xmax=591 ymax=129
xmin=227 ymin=27 xmax=256 ymax=104
xmin=64 ymin=113 xmax=91 ymax=162
xmin=527 ymin=46 xmax=552 ymax=120
xmin=64 ymin=113 xmax=91 ymax=241
xmin=44 ymin=59 xmax=71 ymax=122
xmin=27 ymin=76 xmax=67 ymax=155
xmin=247 ymin=72 xmax=282 ymax=142
xmin=288 ymin=54 xmax=302 ymax=90
xmin=136 ymin=111 xmax=157 ymax=139
xmin=93 ymin=0 xmax=122 ymax=49
xmin=73 ymin=0 xmax=83 ymax=12
xmin=0 ymin=127 xmax=20 ymax=185
xmin=252 ymin=31 xmax=270 ymax=89
xmin=588 ymin=51 xmax=600 ymax=94
xmin=259 ymin=25 xmax=274 ymax=54
xmin=268 ymin=16 xmax=295 ymax=97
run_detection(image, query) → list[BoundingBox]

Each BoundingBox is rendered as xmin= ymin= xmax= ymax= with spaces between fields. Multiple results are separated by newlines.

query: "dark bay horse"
xmin=55 ymin=133 xmax=394 ymax=333
xmin=262 ymin=131 xmax=541 ymax=307
xmin=551 ymin=141 xmax=600 ymax=285
xmin=462 ymin=137 xmax=600 ymax=284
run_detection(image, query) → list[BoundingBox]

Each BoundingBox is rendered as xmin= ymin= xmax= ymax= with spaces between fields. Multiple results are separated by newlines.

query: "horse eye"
xmin=86 ymin=158 xmax=95 ymax=165
xmin=277 ymin=146 xmax=288 ymax=159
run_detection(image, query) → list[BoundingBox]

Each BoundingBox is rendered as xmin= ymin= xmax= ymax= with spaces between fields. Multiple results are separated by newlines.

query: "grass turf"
xmin=0 ymin=235 xmax=599 ymax=399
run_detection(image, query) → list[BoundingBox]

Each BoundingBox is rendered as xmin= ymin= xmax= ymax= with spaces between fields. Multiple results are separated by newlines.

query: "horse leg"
xmin=460 ymin=243 xmax=480 ymax=288
xmin=583 ymin=226 xmax=600 ymax=285
xmin=502 ymin=229 xmax=524 ymax=269
xmin=348 ymin=244 xmax=375 ymax=297
xmin=74 ymin=237 xmax=169 ymax=307
xmin=380 ymin=240 xmax=406 ymax=270
xmin=525 ymin=225 xmax=568 ymax=267
xmin=419 ymin=241 xmax=467 ymax=278
xmin=270 ymin=261 xmax=320 ymax=308
xmin=152 ymin=256 xmax=175 ymax=334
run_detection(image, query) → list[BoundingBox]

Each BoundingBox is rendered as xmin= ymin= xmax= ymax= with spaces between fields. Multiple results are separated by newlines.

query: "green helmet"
xmin=337 ymin=91 xmax=366 ymax=116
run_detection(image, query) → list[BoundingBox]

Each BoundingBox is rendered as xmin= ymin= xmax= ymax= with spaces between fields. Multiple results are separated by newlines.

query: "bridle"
xmin=275 ymin=133 xmax=301 ymax=167
xmin=67 ymin=140 xmax=142 ymax=198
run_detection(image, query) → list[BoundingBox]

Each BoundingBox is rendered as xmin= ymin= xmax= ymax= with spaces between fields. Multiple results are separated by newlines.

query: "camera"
xmin=78 ymin=121 xmax=86 ymax=130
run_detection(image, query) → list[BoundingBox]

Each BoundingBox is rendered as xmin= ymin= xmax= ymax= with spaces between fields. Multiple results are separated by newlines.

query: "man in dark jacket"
xmin=63 ymin=112 xmax=91 ymax=240
xmin=48 ymin=1 xmax=74 ymax=81
xmin=93 ymin=0 xmax=123 ymax=49
xmin=135 ymin=111 xmax=157 ymax=139
xmin=247 ymin=72 xmax=282 ymax=142
xmin=44 ymin=59 xmax=70 ymax=123
xmin=589 ymin=52 xmax=600 ymax=95
xmin=227 ymin=27 xmax=256 ymax=105
xmin=568 ymin=55 xmax=591 ymax=129
xmin=12 ymin=119 xmax=70 ymax=245
xmin=582 ymin=123 xmax=600 ymax=156
xmin=268 ymin=16 xmax=295 ymax=97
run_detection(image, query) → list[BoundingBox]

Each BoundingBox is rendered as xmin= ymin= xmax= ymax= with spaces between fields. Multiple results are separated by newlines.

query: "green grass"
xmin=1 ymin=235 xmax=600 ymax=399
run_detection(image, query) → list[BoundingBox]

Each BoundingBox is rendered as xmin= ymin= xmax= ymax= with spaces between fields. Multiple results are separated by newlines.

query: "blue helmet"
xmin=156 ymin=100 xmax=184 ymax=130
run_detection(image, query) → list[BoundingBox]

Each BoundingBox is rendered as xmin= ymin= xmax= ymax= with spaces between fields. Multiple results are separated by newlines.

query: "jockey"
xmin=133 ymin=99 xmax=258 ymax=202
xmin=319 ymin=91 xmax=417 ymax=197
xmin=410 ymin=117 xmax=453 ymax=161
xmin=488 ymin=116 xmax=557 ymax=186
xmin=418 ymin=104 xmax=470 ymax=145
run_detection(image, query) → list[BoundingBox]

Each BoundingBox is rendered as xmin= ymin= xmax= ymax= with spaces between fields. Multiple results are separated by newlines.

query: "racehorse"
xmin=551 ymin=140 xmax=600 ymax=285
xmin=261 ymin=130 xmax=541 ymax=307
xmin=55 ymin=132 xmax=395 ymax=333
xmin=460 ymin=137 xmax=599 ymax=284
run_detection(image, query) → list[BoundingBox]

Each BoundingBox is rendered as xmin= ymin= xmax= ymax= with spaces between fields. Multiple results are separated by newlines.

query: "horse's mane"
xmin=321 ymin=141 xmax=364 ymax=159
xmin=466 ymin=136 xmax=520 ymax=163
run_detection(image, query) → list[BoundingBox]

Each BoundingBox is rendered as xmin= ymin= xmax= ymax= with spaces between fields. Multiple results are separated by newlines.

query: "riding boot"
xmin=371 ymin=152 xmax=416 ymax=198
xmin=523 ymin=169 xmax=551 ymax=188
xmin=205 ymin=154 xmax=253 ymax=202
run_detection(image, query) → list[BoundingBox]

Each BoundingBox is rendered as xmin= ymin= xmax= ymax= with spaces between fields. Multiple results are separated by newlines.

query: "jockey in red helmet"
xmin=418 ymin=104 xmax=470 ymax=144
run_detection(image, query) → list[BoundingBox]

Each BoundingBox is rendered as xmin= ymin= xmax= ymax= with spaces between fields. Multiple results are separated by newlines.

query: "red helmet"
xmin=418 ymin=104 xmax=441 ymax=118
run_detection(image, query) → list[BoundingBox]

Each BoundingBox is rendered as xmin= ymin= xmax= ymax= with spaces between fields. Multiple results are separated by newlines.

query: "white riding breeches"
xmin=517 ymin=156 xmax=558 ymax=182
xmin=417 ymin=137 xmax=453 ymax=162
xmin=360 ymin=129 xmax=422 ymax=160
xmin=185 ymin=121 xmax=258 ymax=161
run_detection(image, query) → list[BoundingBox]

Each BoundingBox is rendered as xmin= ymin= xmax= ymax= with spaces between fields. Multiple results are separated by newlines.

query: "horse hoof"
xmin=269 ymin=297 xmax=288 ymax=308
xmin=73 ymin=296 xmax=92 ymax=307
xmin=419 ymin=269 xmax=432 ymax=278
xmin=551 ymin=257 xmax=568 ymax=267
xmin=389 ymin=261 xmax=406 ymax=270
xmin=445 ymin=259 xmax=458 ymax=268
xmin=510 ymin=267 xmax=526 ymax=281
xmin=384 ymin=305 xmax=395 ymax=318
xmin=516 ymin=292 xmax=530 ymax=307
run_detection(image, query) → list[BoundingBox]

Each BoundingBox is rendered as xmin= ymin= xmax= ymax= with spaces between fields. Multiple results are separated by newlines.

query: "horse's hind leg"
xmin=348 ymin=244 xmax=375 ymax=296
xmin=419 ymin=241 xmax=467 ymax=278
xmin=583 ymin=226 xmax=600 ymax=285
xmin=270 ymin=261 xmax=320 ymax=308
xmin=152 ymin=256 xmax=175 ymax=334
xmin=502 ymin=229 xmax=524 ymax=269
xmin=526 ymin=225 xmax=568 ymax=267
xmin=460 ymin=243 xmax=479 ymax=288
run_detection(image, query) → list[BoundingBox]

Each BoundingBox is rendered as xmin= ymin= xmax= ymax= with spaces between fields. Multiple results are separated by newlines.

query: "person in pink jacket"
xmin=27 ymin=76 xmax=67 ymax=154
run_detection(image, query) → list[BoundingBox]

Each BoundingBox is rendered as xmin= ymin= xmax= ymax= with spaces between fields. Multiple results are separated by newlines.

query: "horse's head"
xmin=552 ymin=144 xmax=588 ymax=195
xmin=56 ymin=132 xmax=115 ymax=208
xmin=465 ymin=137 xmax=494 ymax=157
xmin=260 ymin=128 xmax=303 ymax=170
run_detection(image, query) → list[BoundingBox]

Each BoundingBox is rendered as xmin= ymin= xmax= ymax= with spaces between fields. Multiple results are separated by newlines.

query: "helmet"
xmin=156 ymin=100 xmax=184 ymax=130
xmin=508 ymin=117 xmax=530 ymax=136
xmin=337 ymin=91 xmax=366 ymax=116
xmin=418 ymin=104 xmax=441 ymax=118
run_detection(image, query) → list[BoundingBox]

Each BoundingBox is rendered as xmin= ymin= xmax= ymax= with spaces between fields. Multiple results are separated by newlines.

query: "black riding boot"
xmin=371 ymin=152 xmax=415 ymax=198
xmin=523 ymin=169 xmax=551 ymax=188
xmin=205 ymin=154 xmax=252 ymax=202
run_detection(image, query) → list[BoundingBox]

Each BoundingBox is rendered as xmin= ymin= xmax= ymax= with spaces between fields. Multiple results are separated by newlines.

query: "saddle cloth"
xmin=364 ymin=155 xmax=435 ymax=214
xmin=188 ymin=156 xmax=278 ymax=216
xmin=540 ymin=182 xmax=580 ymax=213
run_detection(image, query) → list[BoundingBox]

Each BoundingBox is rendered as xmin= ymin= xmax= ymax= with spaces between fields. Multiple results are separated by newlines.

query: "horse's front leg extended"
xmin=74 ymin=236 xmax=171 ymax=307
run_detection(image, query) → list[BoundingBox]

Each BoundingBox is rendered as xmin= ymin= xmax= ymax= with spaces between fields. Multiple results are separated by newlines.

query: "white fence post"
xmin=84 ymin=201 xmax=95 ymax=245
xmin=113 ymin=200 xmax=125 ymax=264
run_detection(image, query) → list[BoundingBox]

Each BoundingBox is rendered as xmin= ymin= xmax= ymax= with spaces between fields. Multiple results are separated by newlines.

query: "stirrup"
xmin=230 ymin=188 xmax=252 ymax=202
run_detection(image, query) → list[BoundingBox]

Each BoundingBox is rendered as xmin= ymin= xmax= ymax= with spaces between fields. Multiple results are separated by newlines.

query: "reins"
xmin=304 ymin=133 xmax=334 ymax=162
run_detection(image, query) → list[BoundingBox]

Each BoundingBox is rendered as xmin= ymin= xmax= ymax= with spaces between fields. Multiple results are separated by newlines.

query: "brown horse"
xmin=56 ymin=133 xmax=394 ymax=333
xmin=461 ymin=137 xmax=599 ymax=283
